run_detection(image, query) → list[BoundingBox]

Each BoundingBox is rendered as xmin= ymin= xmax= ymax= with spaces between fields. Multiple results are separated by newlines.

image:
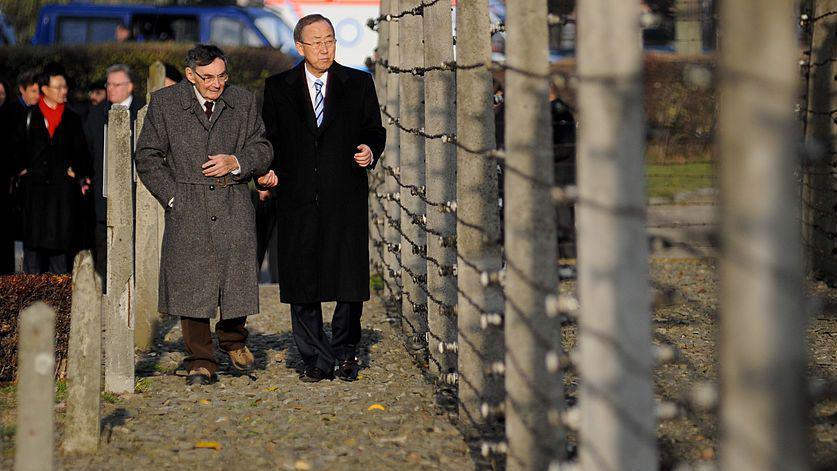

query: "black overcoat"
xmin=83 ymin=96 xmax=145 ymax=223
xmin=14 ymin=105 xmax=91 ymax=251
xmin=262 ymin=62 xmax=386 ymax=304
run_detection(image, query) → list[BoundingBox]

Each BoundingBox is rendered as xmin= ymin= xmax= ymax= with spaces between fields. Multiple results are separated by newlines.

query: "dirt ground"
xmin=0 ymin=259 xmax=835 ymax=470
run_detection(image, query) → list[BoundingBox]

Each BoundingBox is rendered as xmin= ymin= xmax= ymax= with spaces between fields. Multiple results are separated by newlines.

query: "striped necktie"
xmin=314 ymin=79 xmax=324 ymax=127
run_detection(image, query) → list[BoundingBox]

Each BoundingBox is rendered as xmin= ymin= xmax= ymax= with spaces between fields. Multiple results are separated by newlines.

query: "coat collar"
xmin=175 ymin=80 xmax=232 ymax=131
xmin=176 ymin=80 xmax=235 ymax=110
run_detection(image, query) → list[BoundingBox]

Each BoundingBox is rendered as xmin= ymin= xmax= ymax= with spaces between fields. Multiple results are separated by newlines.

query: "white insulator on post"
xmin=690 ymin=382 xmax=719 ymax=411
xmin=561 ymin=406 xmax=581 ymax=431
xmin=480 ymin=441 xmax=509 ymax=457
xmin=654 ymin=344 xmax=679 ymax=364
xmin=442 ymin=372 xmax=459 ymax=385
xmin=545 ymin=350 xmax=562 ymax=373
xmin=656 ymin=401 xmax=680 ymax=421
xmin=480 ymin=402 xmax=505 ymax=418
xmin=480 ymin=312 xmax=503 ymax=329
xmin=438 ymin=341 xmax=458 ymax=354
xmin=486 ymin=361 xmax=506 ymax=376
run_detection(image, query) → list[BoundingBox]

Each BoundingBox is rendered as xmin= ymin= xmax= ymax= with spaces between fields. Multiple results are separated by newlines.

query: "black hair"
xmin=37 ymin=63 xmax=67 ymax=89
xmin=185 ymin=44 xmax=227 ymax=70
xmin=164 ymin=62 xmax=183 ymax=83
xmin=293 ymin=14 xmax=335 ymax=43
xmin=17 ymin=69 xmax=38 ymax=88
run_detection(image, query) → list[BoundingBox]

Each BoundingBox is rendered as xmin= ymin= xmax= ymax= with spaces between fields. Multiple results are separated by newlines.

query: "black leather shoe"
xmin=335 ymin=357 xmax=360 ymax=382
xmin=186 ymin=367 xmax=217 ymax=386
xmin=299 ymin=367 xmax=333 ymax=383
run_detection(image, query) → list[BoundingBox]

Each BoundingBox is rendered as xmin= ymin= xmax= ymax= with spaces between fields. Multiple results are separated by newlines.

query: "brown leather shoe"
xmin=223 ymin=346 xmax=255 ymax=371
xmin=186 ymin=367 xmax=217 ymax=386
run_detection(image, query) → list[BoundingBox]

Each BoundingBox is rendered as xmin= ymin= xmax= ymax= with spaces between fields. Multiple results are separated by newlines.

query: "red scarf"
xmin=38 ymin=96 xmax=64 ymax=138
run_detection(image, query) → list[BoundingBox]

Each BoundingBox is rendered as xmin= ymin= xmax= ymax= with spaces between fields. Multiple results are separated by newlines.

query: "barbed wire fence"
xmin=364 ymin=0 xmax=827 ymax=470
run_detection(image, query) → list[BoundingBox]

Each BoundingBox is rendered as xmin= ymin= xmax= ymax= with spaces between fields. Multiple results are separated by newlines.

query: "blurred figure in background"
xmin=88 ymin=80 xmax=107 ymax=107
xmin=84 ymin=64 xmax=145 ymax=279
xmin=14 ymin=63 xmax=92 ymax=274
xmin=549 ymin=82 xmax=577 ymax=261
xmin=163 ymin=62 xmax=183 ymax=87
xmin=0 ymin=78 xmax=15 ymax=274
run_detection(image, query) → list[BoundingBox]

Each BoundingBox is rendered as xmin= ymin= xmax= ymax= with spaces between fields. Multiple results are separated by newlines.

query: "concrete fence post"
xmin=134 ymin=61 xmax=166 ymax=350
xmin=455 ymin=0 xmax=505 ymax=435
xmin=576 ymin=0 xmax=657 ymax=469
xmin=801 ymin=0 xmax=837 ymax=278
xmin=62 ymin=251 xmax=103 ymax=454
xmin=718 ymin=0 xmax=808 ymax=469
xmin=14 ymin=302 xmax=56 ymax=471
xmin=383 ymin=1 xmax=403 ymax=311
xmin=423 ymin=0 xmax=458 ymax=386
xmin=504 ymin=0 xmax=565 ymax=468
xmin=398 ymin=0 xmax=428 ymax=355
xmin=104 ymin=105 xmax=135 ymax=394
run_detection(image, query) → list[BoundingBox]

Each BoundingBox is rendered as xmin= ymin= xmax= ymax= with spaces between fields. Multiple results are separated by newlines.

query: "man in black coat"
xmin=260 ymin=14 xmax=386 ymax=382
xmin=14 ymin=64 xmax=92 ymax=274
xmin=83 ymin=64 xmax=145 ymax=279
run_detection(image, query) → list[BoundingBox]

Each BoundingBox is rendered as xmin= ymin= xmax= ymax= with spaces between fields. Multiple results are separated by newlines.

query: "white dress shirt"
xmin=304 ymin=66 xmax=328 ymax=112
xmin=193 ymin=86 xmax=239 ymax=174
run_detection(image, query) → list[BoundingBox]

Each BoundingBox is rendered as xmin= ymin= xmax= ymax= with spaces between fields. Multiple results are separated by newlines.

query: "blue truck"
xmin=32 ymin=2 xmax=297 ymax=56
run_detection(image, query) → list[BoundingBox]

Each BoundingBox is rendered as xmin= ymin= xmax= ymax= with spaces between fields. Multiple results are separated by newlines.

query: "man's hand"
xmin=258 ymin=189 xmax=272 ymax=202
xmin=202 ymin=154 xmax=240 ymax=177
xmin=257 ymin=170 xmax=278 ymax=188
xmin=353 ymin=144 xmax=373 ymax=168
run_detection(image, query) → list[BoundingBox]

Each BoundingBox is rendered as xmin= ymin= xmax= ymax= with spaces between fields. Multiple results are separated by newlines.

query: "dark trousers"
xmin=23 ymin=248 xmax=68 ymax=274
xmin=0 ymin=236 xmax=14 ymax=275
xmin=94 ymin=221 xmax=107 ymax=284
xmin=181 ymin=316 xmax=248 ymax=374
xmin=291 ymin=302 xmax=362 ymax=372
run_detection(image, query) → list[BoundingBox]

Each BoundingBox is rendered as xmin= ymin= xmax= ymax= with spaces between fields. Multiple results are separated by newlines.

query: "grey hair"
xmin=106 ymin=64 xmax=134 ymax=83
xmin=293 ymin=14 xmax=335 ymax=43
xmin=185 ymin=44 xmax=227 ymax=70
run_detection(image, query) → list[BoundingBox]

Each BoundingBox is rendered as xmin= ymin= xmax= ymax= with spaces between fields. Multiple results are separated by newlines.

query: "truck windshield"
xmin=253 ymin=15 xmax=294 ymax=53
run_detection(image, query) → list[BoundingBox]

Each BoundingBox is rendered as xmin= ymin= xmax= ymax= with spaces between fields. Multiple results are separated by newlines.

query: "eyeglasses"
xmin=106 ymin=81 xmax=130 ymax=88
xmin=299 ymin=39 xmax=337 ymax=50
xmin=45 ymin=84 xmax=69 ymax=91
xmin=193 ymin=71 xmax=229 ymax=85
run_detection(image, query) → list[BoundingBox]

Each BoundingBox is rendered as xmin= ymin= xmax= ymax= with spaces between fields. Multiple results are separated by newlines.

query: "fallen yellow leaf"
xmin=198 ymin=399 xmax=211 ymax=405
xmin=367 ymin=404 xmax=386 ymax=412
xmin=195 ymin=441 xmax=222 ymax=450
xmin=294 ymin=460 xmax=312 ymax=470
xmin=265 ymin=386 xmax=279 ymax=392
xmin=357 ymin=375 xmax=364 ymax=380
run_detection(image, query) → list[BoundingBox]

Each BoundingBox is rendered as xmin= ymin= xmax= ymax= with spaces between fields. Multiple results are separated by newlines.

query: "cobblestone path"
xmin=52 ymin=288 xmax=474 ymax=470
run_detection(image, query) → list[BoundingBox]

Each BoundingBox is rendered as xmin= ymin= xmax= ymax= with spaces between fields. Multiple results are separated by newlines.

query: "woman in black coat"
xmin=14 ymin=65 xmax=91 ymax=274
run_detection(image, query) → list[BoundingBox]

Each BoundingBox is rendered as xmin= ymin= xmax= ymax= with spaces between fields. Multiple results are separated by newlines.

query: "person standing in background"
xmin=83 ymin=64 xmax=145 ymax=279
xmin=14 ymin=63 xmax=92 ymax=274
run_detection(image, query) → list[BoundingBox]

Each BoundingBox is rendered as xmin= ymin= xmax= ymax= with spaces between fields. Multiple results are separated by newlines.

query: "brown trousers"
xmin=180 ymin=317 xmax=248 ymax=374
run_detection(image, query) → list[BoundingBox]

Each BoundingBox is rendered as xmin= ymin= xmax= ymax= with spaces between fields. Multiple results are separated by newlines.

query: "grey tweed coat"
xmin=135 ymin=80 xmax=272 ymax=319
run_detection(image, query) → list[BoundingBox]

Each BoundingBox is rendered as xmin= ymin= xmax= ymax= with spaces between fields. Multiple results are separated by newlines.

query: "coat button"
xmin=209 ymin=185 xmax=215 ymax=190
xmin=211 ymin=216 xmax=217 ymax=221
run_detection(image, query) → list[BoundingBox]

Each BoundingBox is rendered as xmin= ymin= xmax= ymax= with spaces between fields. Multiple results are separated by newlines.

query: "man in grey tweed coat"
xmin=136 ymin=45 xmax=272 ymax=385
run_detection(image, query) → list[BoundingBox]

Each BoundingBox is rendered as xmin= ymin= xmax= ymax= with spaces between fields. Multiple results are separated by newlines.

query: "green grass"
xmin=0 ymin=424 xmax=15 ymax=439
xmin=135 ymin=377 xmax=152 ymax=394
xmin=646 ymin=161 xmax=715 ymax=200
xmin=55 ymin=380 xmax=68 ymax=403
xmin=102 ymin=392 xmax=120 ymax=404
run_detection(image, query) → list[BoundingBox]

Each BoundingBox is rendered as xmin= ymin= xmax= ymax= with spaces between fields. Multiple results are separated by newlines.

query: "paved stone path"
xmin=55 ymin=288 xmax=474 ymax=470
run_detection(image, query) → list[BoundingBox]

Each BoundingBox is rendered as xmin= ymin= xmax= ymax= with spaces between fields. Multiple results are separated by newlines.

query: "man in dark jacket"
xmin=14 ymin=64 xmax=92 ymax=274
xmin=84 ymin=64 xmax=145 ymax=279
xmin=260 ymin=14 xmax=386 ymax=382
